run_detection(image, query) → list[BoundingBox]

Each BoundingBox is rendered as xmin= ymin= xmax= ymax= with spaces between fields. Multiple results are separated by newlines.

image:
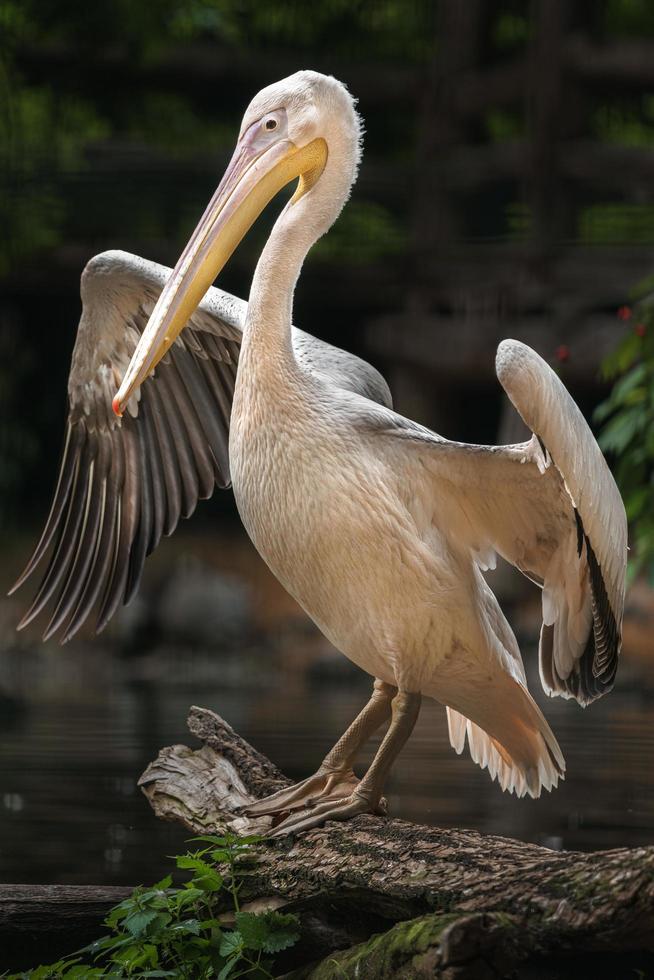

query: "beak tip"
xmin=112 ymin=394 xmax=123 ymax=418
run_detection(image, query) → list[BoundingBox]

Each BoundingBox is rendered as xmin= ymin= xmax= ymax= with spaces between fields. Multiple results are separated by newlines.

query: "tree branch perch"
xmin=138 ymin=706 xmax=654 ymax=977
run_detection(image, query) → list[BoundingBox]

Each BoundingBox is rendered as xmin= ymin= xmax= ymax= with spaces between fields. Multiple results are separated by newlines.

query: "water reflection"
xmin=1 ymin=576 xmax=653 ymax=886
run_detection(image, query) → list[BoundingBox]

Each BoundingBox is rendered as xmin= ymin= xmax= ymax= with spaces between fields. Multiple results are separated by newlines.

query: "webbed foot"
xmin=242 ymin=766 xmax=361 ymax=819
xmin=266 ymin=788 xmax=382 ymax=837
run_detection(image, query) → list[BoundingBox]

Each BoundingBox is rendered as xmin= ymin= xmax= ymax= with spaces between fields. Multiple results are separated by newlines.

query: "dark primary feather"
xmin=12 ymin=250 xmax=391 ymax=642
xmin=13 ymin=317 xmax=239 ymax=643
xmin=538 ymin=513 xmax=621 ymax=706
xmin=568 ymin=528 xmax=620 ymax=703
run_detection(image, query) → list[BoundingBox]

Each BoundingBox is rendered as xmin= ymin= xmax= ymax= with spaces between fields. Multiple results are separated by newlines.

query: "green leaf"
xmin=208 ymin=850 xmax=232 ymax=864
xmin=189 ymin=835 xmax=230 ymax=847
xmin=107 ymin=941 xmax=158 ymax=971
xmin=112 ymin=944 xmax=145 ymax=966
xmin=105 ymin=900 xmax=134 ymax=927
xmin=82 ymin=933 xmax=115 ymax=955
xmin=176 ymin=855 xmax=213 ymax=872
xmin=124 ymin=907 xmax=159 ymax=937
xmin=216 ymin=960 xmax=238 ymax=980
xmin=234 ymin=911 xmax=275 ymax=951
xmin=136 ymin=888 xmax=170 ymax=906
xmin=148 ymin=911 xmax=173 ymax=933
xmin=258 ymin=910 xmax=301 ymax=954
xmin=219 ymin=931 xmax=242 ymax=958
xmin=612 ymin=362 xmax=648 ymax=401
xmin=151 ymin=874 xmax=172 ymax=891
xmin=601 ymin=332 xmax=641 ymax=378
xmin=193 ymin=871 xmax=223 ymax=893
xmin=198 ymin=917 xmax=221 ymax=930
xmin=170 ymin=918 xmax=201 ymax=936
xmin=593 ymin=398 xmax=616 ymax=423
xmin=171 ymin=887 xmax=204 ymax=910
xmin=598 ymin=407 xmax=645 ymax=453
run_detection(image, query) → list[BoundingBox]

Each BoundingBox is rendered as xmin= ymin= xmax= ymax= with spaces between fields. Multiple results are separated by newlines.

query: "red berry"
xmin=555 ymin=345 xmax=570 ymax=363
xmin=635 ymin=323 xmax=647 ymax=337
xmin=617 ymin=305 xmax=632 ymax=321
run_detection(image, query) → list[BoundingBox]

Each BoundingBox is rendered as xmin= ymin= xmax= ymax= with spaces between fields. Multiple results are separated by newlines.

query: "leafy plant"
xmin=595 ymin=298 xmax=654 ymax=583
xmin=4 ymin=834 xmax=299 ymax=980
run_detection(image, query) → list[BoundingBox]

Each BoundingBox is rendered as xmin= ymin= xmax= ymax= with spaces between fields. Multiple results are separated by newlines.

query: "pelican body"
xmin=14 ymin=72 xmax=627 ymax=833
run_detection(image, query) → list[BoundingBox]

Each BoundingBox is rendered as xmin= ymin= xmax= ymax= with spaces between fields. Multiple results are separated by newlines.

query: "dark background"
xmin=6 ymin=0 xmax=654 ymax=524
xmin=0 ymin=0 xmax=653 ymax=888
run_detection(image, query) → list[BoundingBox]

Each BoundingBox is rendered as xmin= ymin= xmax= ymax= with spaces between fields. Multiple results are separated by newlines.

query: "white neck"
xmin=240 ymin=117 xmax=360 ymax=376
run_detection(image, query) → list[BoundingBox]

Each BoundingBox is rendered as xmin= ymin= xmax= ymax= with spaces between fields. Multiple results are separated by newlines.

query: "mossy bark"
xmin=289 ymin=912 xmax=654 ymax=979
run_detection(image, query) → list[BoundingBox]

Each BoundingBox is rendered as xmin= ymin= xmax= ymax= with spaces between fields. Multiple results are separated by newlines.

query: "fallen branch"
xmin=139 ymin=706 xmax=654 ymax=976
xmin=0 ymin=884 xmax=132 ymax=972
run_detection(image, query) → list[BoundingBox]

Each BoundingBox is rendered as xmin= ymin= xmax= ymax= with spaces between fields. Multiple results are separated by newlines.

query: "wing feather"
xmin=495 ymin=340 xmax=627 ymax=704
xmin=10 ymin=423 xmax=79 ymax=594
xmin=126 ymin=416 xmax=153 ymax=605
xmin=14 ymin=249 xmax=391 ymax=641
xmin=43 ymin=436 xmax=109 ymax=639
xmin=376 ymin=339 xmax=627 ymax=706
xmin=172 ymin=346 xmax=231 ymax=485
xmin=146 ymin=381 xmax=183 ymax=536
xmin=18 ymin=447 xmax=88 ymax=629
xmin=139 ymin=401 xmax=166 ymax=556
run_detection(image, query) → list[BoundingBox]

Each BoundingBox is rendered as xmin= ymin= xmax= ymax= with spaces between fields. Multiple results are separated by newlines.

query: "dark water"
xmin=1 ymin=591 xmax=653 ymax=887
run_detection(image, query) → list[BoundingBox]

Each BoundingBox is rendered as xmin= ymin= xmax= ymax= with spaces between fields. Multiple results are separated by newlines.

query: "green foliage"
xmin=4 ymin=834 xmax=299 ymax=980
xmin=594 ymin=98 xmax=654 ymax=148
xmin=595 ymin=298 xmax=654 ymax=583
xmin=578 ymin=203 xmax=654 ymax=246
xmin=167 ymin=0 xmax=435 ymax=62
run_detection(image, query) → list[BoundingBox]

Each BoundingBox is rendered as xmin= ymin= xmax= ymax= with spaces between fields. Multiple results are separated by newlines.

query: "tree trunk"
xmin=137 ymin=706 xmax=654 ymax=976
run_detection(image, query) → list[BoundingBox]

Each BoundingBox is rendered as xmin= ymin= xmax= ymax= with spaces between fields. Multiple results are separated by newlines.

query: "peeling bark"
xmin=139 ymin=706 xmax=654 ymax=976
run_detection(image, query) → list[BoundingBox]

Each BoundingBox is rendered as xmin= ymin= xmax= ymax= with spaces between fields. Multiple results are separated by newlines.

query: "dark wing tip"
xmin=564 ymin=530 xmax=621 ymax=707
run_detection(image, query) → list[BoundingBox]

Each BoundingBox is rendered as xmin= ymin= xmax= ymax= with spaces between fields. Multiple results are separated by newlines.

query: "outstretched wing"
xmin=495 ymin=340 xmax=627 ymax=704
xmin=12 ymin=250 xmax=241 ymax=643
xmin=380 ymin=339 xmax=627 ymax=706
xmin=12 ymin=250 xmax=392 ymax=643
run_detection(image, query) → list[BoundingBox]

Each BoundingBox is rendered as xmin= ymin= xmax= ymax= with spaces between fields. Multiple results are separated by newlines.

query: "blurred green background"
xmin=1 ymin=0 xmax=654 ymax=890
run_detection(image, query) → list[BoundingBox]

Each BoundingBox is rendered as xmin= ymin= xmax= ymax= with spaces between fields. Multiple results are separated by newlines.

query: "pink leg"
xmin=267 ymin=689 xmax=422 ymax=837
xmin=243 ymin=679 xmax=397 ymax=818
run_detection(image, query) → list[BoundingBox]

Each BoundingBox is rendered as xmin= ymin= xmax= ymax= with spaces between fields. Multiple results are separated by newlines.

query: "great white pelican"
xmin=13 ymin=72 xmax=627 ymax=834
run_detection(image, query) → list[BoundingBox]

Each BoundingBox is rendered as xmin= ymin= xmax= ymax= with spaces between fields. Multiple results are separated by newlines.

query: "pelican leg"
xmin=267 ymin=689 xmax=421 ymax=837
xmin=243 ymin=679 xmax=396 ymax=818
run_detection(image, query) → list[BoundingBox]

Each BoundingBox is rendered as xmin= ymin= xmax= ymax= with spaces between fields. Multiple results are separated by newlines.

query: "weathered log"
xmin=0 ymin=883 xmax=132 ymax=972
xmin=138 ymin=706 xmax=654 ymax=976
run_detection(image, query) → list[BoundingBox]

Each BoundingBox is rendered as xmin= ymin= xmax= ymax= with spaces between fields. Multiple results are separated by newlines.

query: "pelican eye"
xmin=264 ymin=117 xmax=278 ymax=132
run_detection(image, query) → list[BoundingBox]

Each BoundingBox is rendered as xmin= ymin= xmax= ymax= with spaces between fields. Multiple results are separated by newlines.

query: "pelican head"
xmin=113 ymin=71 xmax=361 ymax=415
